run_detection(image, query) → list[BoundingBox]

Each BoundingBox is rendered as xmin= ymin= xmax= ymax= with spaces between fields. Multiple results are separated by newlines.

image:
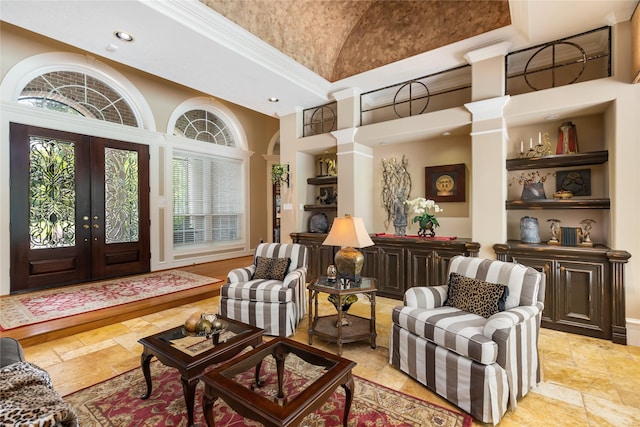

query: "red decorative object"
xmin=556 ymin=121 xmax=579 ymax=154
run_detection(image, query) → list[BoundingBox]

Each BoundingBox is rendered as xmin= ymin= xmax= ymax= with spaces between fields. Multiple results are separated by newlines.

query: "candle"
xmin=520 ymin=141 xmax=524 ymax=153
xmin=538 ymin=132 xmax=542 ymax=146
xmin=530 ymin=137 xmax=533 ymax=149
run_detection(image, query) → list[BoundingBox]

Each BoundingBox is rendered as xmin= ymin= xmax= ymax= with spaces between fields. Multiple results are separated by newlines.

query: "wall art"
xmin=425 ymin=163 xmax=466 ymax=202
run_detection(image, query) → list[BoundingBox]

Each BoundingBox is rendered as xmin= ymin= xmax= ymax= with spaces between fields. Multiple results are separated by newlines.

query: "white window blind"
xmin=173 ymin=151 xmax=241 ymax=247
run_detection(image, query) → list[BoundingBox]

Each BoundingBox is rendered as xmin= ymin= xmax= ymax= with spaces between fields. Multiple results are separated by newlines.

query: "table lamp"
xmin=322 ymin=215 xmax=374 ymax=282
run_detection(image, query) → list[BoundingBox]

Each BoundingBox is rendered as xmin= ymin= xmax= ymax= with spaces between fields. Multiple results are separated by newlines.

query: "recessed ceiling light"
xmin=442 ymin=131 xmax=451 ymax=136
xmin=114 ymin=31 xmax=134 ymax=42
xmin=379 ymin=140 xmax=389 ymax=145
xmin=545 ymin=114 xmax=559 ymax=120
xmin=268 ymin=97 xmax=279 ymax=103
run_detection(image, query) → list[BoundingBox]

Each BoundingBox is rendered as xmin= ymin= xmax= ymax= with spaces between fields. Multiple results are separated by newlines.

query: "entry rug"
xmin=64 ymin=356 xmax=472 ymax=427
xmin=0 ymin=271 xmax=221 ymax=331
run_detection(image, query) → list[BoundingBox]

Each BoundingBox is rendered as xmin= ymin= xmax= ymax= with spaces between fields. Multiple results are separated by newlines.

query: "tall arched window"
xmin=18 ymin=71 xmax=139 ymax=127
xmin=170 ymin=105 xmax=246 ymax=249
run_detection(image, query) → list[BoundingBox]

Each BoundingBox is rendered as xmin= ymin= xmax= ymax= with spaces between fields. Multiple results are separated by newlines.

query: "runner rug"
xmin=0 ymin=271 xmax=221 ymax=331
xmin=64 ymin=355 xmax=472 ymax=427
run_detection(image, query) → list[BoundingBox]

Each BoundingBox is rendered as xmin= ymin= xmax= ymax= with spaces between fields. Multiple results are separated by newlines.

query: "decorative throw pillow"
xmin=252 ymin=256 xmax=291 ymax=281
xmin=445 ymin=272 xmax=509 ymax=318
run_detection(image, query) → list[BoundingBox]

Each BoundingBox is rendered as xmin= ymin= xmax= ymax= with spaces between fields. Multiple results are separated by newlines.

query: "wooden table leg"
xmin=341 ymin=373 xmax=355 ymax=427
xmin=140 ymin=350 xmax=154 ymax=399
xmin=202 ymin=385 xmax=217 ymax=427
xmin=181 ymin=375 xmax=199 ymax=427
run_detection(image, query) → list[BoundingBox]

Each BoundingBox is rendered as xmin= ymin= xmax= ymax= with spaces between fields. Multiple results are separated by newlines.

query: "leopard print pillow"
xmin=445 ymin=272 xmax=509 ymax=318
xmin=252 ymin=256 xmax=291 ymax=281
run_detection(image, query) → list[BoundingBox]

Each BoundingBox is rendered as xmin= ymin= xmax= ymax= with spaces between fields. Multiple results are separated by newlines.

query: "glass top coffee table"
xmin=201 ymin=336 xmax=356 ymax=427
xmin=138 ymin=315 xmax=264 ymax=427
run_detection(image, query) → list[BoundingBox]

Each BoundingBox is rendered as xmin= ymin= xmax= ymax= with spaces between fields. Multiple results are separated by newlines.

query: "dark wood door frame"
xmin=9 ymin=123 xmax=150 ymax=293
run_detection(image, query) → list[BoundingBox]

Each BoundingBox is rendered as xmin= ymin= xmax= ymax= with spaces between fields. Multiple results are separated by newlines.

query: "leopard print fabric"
xmin=0 ymin=362 xmax=78 ymax=427
xmin=252 ymin=256 xmax=291 ymax=281
xmin=445 ymin=272 xmax=509 ymax=318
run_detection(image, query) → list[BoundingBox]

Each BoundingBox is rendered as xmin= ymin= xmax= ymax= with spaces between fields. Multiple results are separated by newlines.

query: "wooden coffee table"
xmin=138 ymin=316 xmax=264 ymax=427
xmin=201 ymin=336 xmax=356 ymax=427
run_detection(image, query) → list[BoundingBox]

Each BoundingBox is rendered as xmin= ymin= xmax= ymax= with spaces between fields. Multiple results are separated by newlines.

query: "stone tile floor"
xmin=23 ymin=295 xmax=640 ymax=426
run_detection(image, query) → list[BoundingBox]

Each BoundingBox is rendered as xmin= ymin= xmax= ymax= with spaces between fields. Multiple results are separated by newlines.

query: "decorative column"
xmin=464 ymin=96 xmax=510 ymax=259
xmin=464 ymin=42 xmax=511 ymax=259
xmin=331 ymin=128 xmax=374 ymax=230
xmin=608 ymin=250 xmax=632 ymax=345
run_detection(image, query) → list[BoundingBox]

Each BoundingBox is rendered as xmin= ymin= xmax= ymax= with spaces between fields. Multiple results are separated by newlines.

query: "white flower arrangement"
xmin=406 ymin=197 xmax=442 ymax=229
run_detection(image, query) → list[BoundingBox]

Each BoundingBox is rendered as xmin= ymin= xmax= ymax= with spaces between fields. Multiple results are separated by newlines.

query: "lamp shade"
xmin=322 ymin=215 xmax=374 ymax=282
xmin=322 ymin=215 xmax=374 ymax=248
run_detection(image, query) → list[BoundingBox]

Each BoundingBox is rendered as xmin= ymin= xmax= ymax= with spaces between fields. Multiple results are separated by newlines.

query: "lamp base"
xmin=335 ymin=247 xmax=364 ymax=283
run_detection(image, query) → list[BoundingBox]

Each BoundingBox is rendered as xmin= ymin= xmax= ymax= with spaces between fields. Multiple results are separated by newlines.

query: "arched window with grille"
xmin=169 ymin=103 xmax=247 ymax=249
xmin=18 ymin=70 xmax=140 ymax=127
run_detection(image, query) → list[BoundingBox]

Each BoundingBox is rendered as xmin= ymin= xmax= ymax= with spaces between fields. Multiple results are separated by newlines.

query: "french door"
xmin=9 ymin=123 xmax=150 ymax=293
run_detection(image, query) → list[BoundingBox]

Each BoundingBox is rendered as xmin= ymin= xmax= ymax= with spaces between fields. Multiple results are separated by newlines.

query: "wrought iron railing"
xmin=506 ymin=26 xmax=611 ymax=95
xmin=303 ymin=101 xmax=337 ymax=137
xmin=360 ymin=65 xmax=471 ymax=126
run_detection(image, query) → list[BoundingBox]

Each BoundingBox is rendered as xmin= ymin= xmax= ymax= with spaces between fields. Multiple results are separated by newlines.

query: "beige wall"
xmin=279 ymin=22 xmax=640 ymax=345
xmin=0 ymin=23 xmax=278 ymax=284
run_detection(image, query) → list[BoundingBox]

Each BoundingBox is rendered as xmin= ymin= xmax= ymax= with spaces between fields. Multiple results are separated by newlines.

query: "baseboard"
xmin=625 ymin=318 xmax=640 ymax=347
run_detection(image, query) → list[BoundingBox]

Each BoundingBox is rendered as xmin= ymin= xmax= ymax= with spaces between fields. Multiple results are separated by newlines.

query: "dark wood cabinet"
xmin=494 ymin=241 xmax=630 ymax=344
xmin=291 ymin=233 xmax=480 ymax=299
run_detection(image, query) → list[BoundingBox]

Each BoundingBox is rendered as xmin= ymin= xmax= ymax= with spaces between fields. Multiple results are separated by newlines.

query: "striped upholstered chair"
xmin=390 ymin=255 xmax=545 ymax=425
xmin=218 ymin=243 xmax=308 ymax=337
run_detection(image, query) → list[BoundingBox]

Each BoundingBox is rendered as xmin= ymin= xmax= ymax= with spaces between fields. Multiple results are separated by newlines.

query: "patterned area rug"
xmin=0 ymin=271 xmax=220 ymax=330
xmin=65 ymin=355 xmax=472 ymax=427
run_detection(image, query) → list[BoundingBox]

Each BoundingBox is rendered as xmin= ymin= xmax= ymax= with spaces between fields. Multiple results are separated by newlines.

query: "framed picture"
xmin=425 ymin=163 xmax=466 ymax=202
xmin=555 ymin=169 xmax=591 ymax=196
xmin=317 ymin=186 xmax=335 ymax=205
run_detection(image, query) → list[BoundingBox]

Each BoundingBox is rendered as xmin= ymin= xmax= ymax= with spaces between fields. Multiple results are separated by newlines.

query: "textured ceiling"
xmin=201 ymin=0 xmax=511 ymax=82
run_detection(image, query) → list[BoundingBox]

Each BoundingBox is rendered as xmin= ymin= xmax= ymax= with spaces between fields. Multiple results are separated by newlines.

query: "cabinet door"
xmin=556 ymin=260 xmax=610 ymax=339
xmin=378 ymin=246 xmax=405 ymax=298
xmin=360 ymin=246 xmax=379 ymax=279
xmin=311 ymin=244 xmax=335 ymax=279
xmin=510 ymin=255 xmax=555 ymax=325
xmin=407 ymin=248 xmax=434 ymax=288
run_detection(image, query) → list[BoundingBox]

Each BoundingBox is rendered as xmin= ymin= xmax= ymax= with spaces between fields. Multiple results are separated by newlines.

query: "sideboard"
xmin=494 ymin=241 xmax=631 ymax=344
xmin=291 ymin=233 xmax=480 ymax=299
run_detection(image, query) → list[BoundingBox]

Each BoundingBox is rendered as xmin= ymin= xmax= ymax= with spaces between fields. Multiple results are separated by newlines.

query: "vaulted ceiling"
xmin=1 ymin=1 xmax=637 ymax=118
xmin=201 ymin=0 xmax=511 ymax=82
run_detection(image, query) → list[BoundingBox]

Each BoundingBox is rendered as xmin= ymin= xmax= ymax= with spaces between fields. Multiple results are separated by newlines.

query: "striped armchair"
xmin=218 ymin=243 xmax=308 ymax=337
xmin=389 ymin=255 xmax=545 ymax=425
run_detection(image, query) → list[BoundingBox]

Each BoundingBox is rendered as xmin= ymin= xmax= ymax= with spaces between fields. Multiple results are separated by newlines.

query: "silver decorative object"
xmin=520 ymin=216 xmax=541 ymax=243
xmin=547 ymin=219 xmax=561 ymax=245
xmin=580 ymin=219 xmax=596 ymax=247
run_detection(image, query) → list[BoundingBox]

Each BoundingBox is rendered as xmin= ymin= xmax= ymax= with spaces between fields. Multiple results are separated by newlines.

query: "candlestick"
xmin=530 ymin=137 xmax=533 ymax=149
xmin=538 ymin=132 xmax=542 ymax=145
xmin=520 ymin=141 xmax=524 ymax=153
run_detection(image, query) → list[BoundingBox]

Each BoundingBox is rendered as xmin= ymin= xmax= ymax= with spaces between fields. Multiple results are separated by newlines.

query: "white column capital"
xmin=331 ymin=127 xmax=358 ymax=145
xmin=464 ymin=42 xmax=511 ymax=64
xmin=331 ymin=87 xmax=361 ymax=101
xmin=464 ymin=96 xmax=510 ymax=121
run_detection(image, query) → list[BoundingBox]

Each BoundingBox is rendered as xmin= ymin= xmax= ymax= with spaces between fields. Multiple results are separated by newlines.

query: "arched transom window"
xmin=173 ymin=109 xmax=235 ymax=147
xmin=19 ymin=71 xmax=139 ymax=127
xmin=171 ymin=107 xmax=243 ymax=248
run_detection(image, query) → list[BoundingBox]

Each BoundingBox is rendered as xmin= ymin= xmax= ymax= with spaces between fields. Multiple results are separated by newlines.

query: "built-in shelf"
xmin=304 ymin=204 xmax=337 ymax=211
xmin=506 ymin=199 xmax=610 ymax=210
xmin=506 ymin=150 xmax=608 ymax=171
xmin=307 ymin=176 xmax=337 ymax=185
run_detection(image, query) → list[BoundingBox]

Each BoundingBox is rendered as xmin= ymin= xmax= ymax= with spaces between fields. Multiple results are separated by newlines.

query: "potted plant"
xmin=271 ymin=163 xmax=289 ymax=186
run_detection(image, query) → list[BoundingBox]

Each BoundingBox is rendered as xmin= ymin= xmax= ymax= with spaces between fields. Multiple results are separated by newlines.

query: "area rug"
xmin=0 ymin=271 xmax=221 ymax=331
xmin=65 ymin=355 xmax=472 ymax=427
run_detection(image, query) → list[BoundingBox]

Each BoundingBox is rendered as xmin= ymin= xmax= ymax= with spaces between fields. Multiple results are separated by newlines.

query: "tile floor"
xmin=22 ymin=295 xmax=640 ymax=426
